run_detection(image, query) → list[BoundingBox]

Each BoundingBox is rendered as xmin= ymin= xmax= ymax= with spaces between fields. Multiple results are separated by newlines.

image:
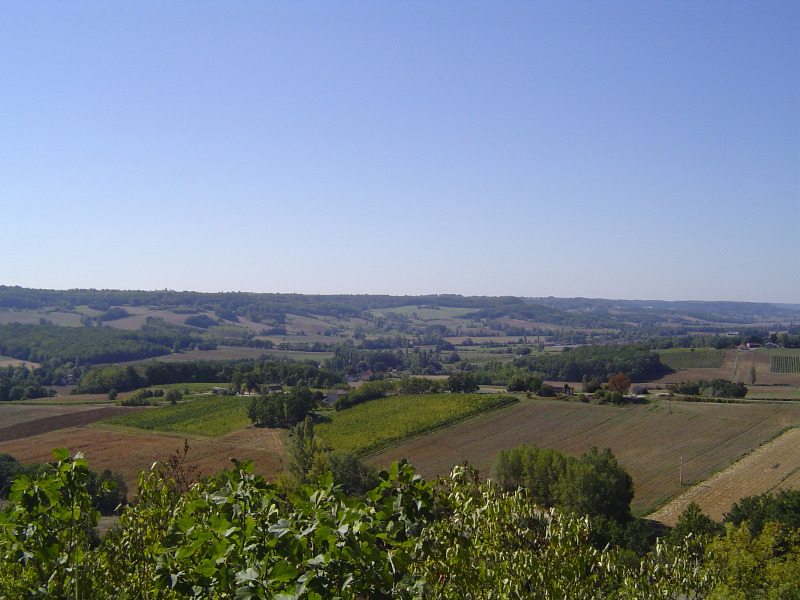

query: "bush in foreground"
xmin=1 ymin=450 xmax=799 ymax=598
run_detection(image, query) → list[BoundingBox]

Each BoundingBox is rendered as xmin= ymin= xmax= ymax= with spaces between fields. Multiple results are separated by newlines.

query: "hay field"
xmin=369 ymin=398 xmax=800 ymax=515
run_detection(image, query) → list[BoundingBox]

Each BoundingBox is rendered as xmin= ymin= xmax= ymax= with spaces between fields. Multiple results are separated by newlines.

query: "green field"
xmin=314 ymin=393 xmax=518 ymax=456
xmin=658 ymin=348 xmax=726 ymax=370
xmin=144 ymin=382 xmax=229 ymax=393
xmin=375 ymin=305 xmax=475 ymax=320
xmin=769 ymin=350 xmax=800 ymax=375
xmin=102 ymin=395 xmax=250 ymax=437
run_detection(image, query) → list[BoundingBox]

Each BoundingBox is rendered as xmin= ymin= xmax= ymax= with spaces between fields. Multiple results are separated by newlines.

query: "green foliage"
xmin=703 ymin=522 xmax=800 ymax=600
xmin=771 ymin=354 xmax=800 ymax=374
xmin=1 ymin=449 xmax=800 ymax=598
xmin=120 ymin=388 xmax=160 ymax=406
xmin=668 ymin=502 xmax=723 ymax=550
xmin=724 ymin=489 xmax=800 ymax=537
xmin=0 ymin=449 xmax=100 ymax=599
xmin=183 ymin=314 xmax=218 ymax=329
xmin=248 ymin=387 xmax=316 ymax=428
xmin=288 ymin=416 xmax=328 ymax=485
xmin=76 ymin=358 xmax=344 ymax=394
xmin=582 ymin=375 xmax=604 ymax=393
xmin=98 ymin=307 xmax=130 ymax=322
xmin=700 ymin=378 xmax=748 ymax=398
xmin=675 ymin=380 xmax=701 ymax=395
xmin=494 ymin=444 xmax=634 ymax=527
xmin=506 ymin=372 xmax=543 ymax=393
xmin=334 ymin=379 xmax=393 ymax=410
xmin=392 ymin=377 xmax=443 ymax=395
xmin=446 ymin=372 xmax=479 ymax=393
xmin=0 ymin=364 xmax=56 ymax=401
xmin=512 ymin=343 xmax=666 ymax=382
xmin=164 ymin=388 xmax=183 ymax=404
xmin=0 ymin=322 xmax=201 ymax=365
xmin=105 ymin=395 xmax=251 ymax=437
xmin=316 ymin=393 xmax=518 ymax=456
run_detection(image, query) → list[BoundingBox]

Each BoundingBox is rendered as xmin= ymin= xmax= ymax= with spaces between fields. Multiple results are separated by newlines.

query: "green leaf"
xmin=51 ymin=448 xmax=70 ymax=462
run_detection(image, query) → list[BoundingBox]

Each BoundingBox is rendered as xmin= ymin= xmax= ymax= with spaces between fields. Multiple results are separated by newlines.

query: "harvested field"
xmin=0 ymin=425 xmax=287 ymax=496
xmin=654 ymin=351 xmax=736 ymax=384
xmin=648 ymin=428 xmax=800 ymax=525
xmin=369 ymin=399 xmax=800 ymax=514
xmin=0 ymin=403 xmax=121 ymax=429
xmin=0 ymin=405 xmax=143 ymax=442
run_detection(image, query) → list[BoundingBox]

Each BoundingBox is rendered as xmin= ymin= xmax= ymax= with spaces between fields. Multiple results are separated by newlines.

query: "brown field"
xmin=369 ymin=398 xmax=800 ymax=515
xmin=649 ymin=427 xmax=800 ymax=524
xmin=0 ymin=406 xmax=142 ymax=442
xmin=0 ymin=425 xmax=287 ymax=496
xmin=0 ymin=403 xmax=116 ymax=428
xmin=654 ymin=350 xmax=800 ymax=388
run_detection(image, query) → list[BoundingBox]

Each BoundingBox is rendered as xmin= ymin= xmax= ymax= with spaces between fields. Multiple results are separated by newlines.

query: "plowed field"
xmin=369 ymin=399 xmax=800 ymax=514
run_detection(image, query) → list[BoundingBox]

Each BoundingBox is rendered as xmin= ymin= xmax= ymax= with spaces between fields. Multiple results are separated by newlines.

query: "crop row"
xmin=658 ymin=349 xmax=726 ymax=370
xmin=315 ymin=393 xmax=518 ymax=457
xmin=771 ymin=355 xmax=800 ymax=374
xmin=102 ymin=395 xmax=250 ymax=437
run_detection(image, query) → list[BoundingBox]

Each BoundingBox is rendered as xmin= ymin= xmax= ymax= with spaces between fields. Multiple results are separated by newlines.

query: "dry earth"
xmin=369 ymin=399 xmax=800 ymax=514
xmin=0 ymin=425 xmax=286 ymax=496
xmin=648 ymin=427 xmax=800 ymax=525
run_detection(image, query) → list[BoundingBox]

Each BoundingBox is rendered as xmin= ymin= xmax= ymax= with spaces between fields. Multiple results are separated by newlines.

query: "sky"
xmin=1 ymin=1 xmax=798 ymax=303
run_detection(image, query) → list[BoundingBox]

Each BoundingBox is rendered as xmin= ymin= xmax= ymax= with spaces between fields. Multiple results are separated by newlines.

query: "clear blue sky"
xmin=2 ymin=1 xmax=798 ymax=303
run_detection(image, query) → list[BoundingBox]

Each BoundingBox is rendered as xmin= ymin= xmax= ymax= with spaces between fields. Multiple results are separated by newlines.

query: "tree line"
xmin=74 ymin=359 xmax=344 ymax=395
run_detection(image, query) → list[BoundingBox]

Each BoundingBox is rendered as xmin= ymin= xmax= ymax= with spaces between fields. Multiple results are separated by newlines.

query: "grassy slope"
xmin=315 ymin=393 xmax=518 ymax=456
xmin=102 ymin=395 xmax=251 ymax=437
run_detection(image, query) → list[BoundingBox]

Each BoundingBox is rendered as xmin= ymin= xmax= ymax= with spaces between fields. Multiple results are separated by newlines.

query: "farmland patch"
xmin=648 ymin=427 xmax=800 ymax=524
xmin=771 ymin=354 xmax=800 ymax=374
xmin=658 ymin=349 xmax=725 ymax=370
xmin=369 ymin=399 xmax=800 ymax=514
xmin=0 ymin=426 xmax=286 ymax=496
xmin=102 ymin=395 xmax=251 ymax=437
xmin=0 ymin=405 xmax=142 ymax=442
xmin=315 ymin=393 xmax=518 ymax=456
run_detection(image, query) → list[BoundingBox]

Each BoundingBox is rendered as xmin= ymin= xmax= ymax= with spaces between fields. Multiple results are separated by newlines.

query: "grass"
xmin=658 ymin=348 xmax=726 ymax=370
xmin=771 ymin=355 xmax=800 ymax=374
xmin=102 ymin=395 xmax=251 ymax=437
xmin=372 ymin=306 xmax=475 ymax=320
xmin=144 ymin=382 xmax=229 ymax=393
xmin=314 ymin=393 xmax=518 ymax=457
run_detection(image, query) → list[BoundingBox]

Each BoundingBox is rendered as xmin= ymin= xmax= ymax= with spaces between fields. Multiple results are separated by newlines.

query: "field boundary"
xmin=0 ymin=406 xmax=146 ymax=443
xmin=647 ymin=427 xmax=800 ymax=525
xmin=322 ymin=395 xmax=519 ymax=458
